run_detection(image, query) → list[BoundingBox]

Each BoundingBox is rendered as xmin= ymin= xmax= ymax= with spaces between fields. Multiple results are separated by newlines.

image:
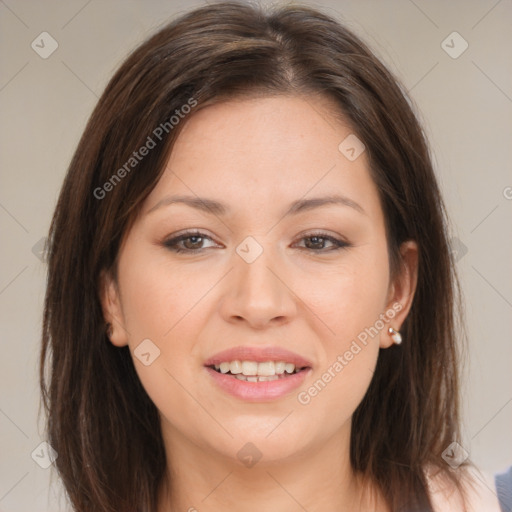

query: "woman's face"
xmin=102 ymin=94 xmax=417 ymax=467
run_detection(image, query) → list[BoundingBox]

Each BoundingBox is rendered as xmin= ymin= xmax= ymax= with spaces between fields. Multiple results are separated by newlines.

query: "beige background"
xmin=0 ymin=0 xmax=511 ymax=510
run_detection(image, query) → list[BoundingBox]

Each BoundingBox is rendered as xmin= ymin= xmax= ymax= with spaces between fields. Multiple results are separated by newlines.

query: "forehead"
xmin=142 ymin=95 xmax=382 ymax=223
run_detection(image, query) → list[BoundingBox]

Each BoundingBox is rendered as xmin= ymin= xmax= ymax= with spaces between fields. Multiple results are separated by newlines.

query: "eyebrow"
xmin=146 ymin=193 xmax=366 ymax=217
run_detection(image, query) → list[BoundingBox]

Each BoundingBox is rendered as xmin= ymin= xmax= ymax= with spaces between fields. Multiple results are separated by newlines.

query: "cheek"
xmin=293 ymin=273 xmax=385 ymax=441
xmin=295 ymin=242 xmax=391 ymax=351
xmin=118 ymin=244 xmax=204 ymax=341
xmin=291 ymin=243 xmax=389 ymax=411
xmin=116 ymin=246 xmax=217 ymax=430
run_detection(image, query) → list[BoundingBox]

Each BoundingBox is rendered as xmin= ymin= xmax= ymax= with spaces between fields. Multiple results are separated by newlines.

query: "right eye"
xmin=163 ymin=230 xmax=219 ymax=253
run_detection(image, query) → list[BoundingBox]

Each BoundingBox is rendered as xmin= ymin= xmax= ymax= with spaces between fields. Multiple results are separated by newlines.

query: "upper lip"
xmin=204 ymin=346 xmax=313 ymax=368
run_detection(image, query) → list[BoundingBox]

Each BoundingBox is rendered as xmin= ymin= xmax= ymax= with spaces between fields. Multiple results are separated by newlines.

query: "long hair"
xmin=40 ymin=2 xmax=473 ymax=510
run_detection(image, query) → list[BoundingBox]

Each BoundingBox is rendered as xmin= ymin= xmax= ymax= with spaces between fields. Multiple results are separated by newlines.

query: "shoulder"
xmin=425 ymin=464 xmax=502 ymax=512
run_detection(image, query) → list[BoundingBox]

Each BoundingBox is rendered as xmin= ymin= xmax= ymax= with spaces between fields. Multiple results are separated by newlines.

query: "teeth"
xmin=235 ymin=374 xmax=279 ymax=382
xmin=242 ymin=360 xmax=294 ymax=376
xmin=212 ymin=360 xmax=300 ymax=376
xmin=274 ymin=361 xmax=286 ymax=374
xmin=230 ymin=360 xmax=242 ymax=374
xmin=242 ymin=361 xmax=258 ymax=376
xmin=219 ymin=362 xmax=230 ymax=374
xmin=257 ymin=361 xmax=275 ymax=376
xmin=285 ymin=363 xmax=295 ymax=374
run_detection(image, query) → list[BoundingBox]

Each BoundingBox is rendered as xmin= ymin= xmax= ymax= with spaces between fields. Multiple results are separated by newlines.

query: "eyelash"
xmin=163 ymin=230 xmax=350 ymax=254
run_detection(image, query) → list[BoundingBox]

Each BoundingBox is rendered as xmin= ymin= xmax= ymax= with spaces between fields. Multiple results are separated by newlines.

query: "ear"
xmin=380 ymin=240 xmax=418 ymax=348
xmin=99 ymin=269 xmax=129 ymax=347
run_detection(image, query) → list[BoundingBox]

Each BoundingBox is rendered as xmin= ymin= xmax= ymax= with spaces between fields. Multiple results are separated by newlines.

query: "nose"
xmin=219 ymin=245 xmax=297 ymax=330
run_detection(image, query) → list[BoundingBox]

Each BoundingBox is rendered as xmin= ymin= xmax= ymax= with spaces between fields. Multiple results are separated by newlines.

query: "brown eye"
xmin=163 ymin=231 xmax=217 ymax=253
xmin=295 ymin=233 xmax=350 ymax=252
xmin=180 ymin=235 xmax=204 ymax=250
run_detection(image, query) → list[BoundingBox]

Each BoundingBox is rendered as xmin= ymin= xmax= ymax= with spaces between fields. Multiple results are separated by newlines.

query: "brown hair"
xmin=40 ymin=1 xmax=475 ymax=510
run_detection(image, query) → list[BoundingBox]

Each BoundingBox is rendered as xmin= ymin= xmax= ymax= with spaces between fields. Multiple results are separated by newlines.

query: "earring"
xmin=106 ymin=322 xmax=113 ymax=338
xmin=388 ymin=327 xmax=402 ymax=345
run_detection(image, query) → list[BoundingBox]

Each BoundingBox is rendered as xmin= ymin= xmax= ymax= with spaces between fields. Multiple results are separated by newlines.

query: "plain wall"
xmin=0 ymin=0 xmax=511 ymax=510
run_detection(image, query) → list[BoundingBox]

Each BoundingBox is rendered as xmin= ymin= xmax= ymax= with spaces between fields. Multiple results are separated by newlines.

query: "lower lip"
xmin=205 ymin=367 xmax=311 ymax=402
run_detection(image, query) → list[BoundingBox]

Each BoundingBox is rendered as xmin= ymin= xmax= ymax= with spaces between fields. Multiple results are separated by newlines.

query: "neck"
xmin=157 ymin=420 xmax=386 ymax=512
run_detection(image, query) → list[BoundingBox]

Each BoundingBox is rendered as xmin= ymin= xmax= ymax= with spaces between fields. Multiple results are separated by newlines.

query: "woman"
xmin=39 ymin=2 xmax=504 ymax=511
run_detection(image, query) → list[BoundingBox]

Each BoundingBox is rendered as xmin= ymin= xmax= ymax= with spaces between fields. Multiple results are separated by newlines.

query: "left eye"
xmin=163 ymin=231 xmax=218 ymax=253
xmin=294 ymin=233 xmax=349 ymax=251
xmin=163 ymin=231 xmax=349 ymax=254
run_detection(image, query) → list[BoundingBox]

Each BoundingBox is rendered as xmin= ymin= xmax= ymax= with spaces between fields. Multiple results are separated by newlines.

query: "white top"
xmin=427 ymin=466 xmax=502 ymax=512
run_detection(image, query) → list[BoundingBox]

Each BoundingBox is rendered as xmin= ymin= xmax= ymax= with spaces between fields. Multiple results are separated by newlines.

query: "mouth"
xmin=203 ymin=347 xmax=313 ymax=402
xmin=206 ymin=360 xmax=310 ymax=382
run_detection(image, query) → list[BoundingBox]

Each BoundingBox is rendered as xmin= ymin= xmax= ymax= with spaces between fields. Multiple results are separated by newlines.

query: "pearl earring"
xmin=388 ymin=327 xmax=402 ymax=345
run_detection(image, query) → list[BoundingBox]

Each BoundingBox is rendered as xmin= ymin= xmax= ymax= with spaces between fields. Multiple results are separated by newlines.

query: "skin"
xmin=101 ymin=95 xmax=419 ymax=511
